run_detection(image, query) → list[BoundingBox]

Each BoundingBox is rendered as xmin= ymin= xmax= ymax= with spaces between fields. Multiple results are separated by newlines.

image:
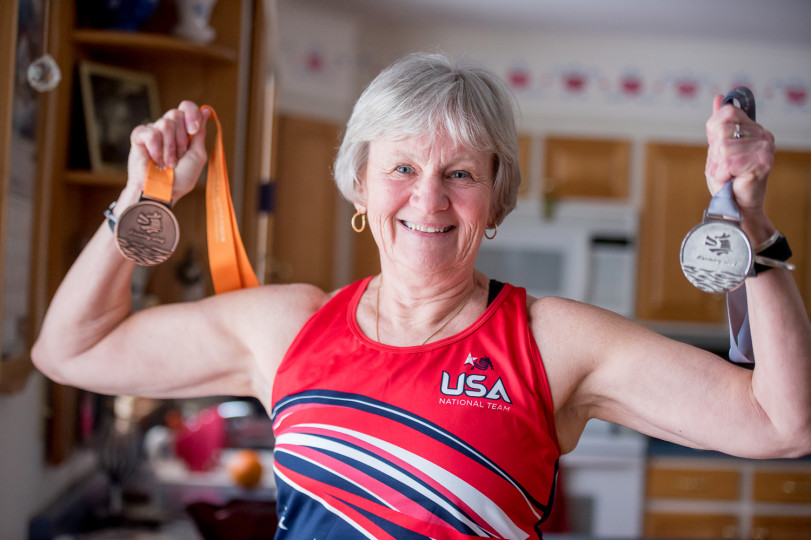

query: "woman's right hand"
xmin=127 ymin=100 xmax=211 ymax=202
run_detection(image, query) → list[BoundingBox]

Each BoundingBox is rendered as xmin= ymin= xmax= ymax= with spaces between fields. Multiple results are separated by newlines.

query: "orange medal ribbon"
xmin=114 ymin=163 xmax=179 ymax=266
xmin=201 ymin=105 xmax=259 ymax=293
xmin=139 ymin=105 xmax=259 ymax=293
xmin=143 ymin=162 xmax=174 ymax=204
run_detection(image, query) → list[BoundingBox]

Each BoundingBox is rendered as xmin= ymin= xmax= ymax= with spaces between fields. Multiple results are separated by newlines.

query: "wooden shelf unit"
xmin=72 ymin=29 xmax=240 ymax=63
xmin=46 ymin=0 xmax=252 ymax=305
xmin=37 ymin=0 xmax=270 ymax=464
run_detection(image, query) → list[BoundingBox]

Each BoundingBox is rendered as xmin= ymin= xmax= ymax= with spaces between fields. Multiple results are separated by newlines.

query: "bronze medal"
xmin=114 ymin=199 xmax=179 ymax=266
xmin=680 ymin=218 xmax=753 ymax=293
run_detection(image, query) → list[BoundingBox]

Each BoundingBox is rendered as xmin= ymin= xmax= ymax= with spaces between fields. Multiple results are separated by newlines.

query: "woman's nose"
xmin=410 ymin=173 xmax=449 ymax=212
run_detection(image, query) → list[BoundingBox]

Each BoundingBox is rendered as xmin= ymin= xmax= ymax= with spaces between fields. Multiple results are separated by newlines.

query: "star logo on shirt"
xmin=463 ymin=353 xmax=494 ymax=371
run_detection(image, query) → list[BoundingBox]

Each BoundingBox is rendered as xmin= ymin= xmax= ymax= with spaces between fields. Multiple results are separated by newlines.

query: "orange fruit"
xmin=164 ymin=409 xmax=184 ymax=430
xmin=228 ymin=449 xmax=263 ymax=489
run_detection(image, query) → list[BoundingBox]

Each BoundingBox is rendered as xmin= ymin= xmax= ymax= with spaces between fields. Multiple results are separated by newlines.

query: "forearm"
xmin=747 ymin=266 xmax=811 ymax=455
xmin=32 ymin=187 xmax=140 ymax=378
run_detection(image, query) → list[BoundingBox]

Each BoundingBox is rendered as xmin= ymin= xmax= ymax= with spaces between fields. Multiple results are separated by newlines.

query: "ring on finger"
xmin=733 ymin=123 xmax=742 ymax=139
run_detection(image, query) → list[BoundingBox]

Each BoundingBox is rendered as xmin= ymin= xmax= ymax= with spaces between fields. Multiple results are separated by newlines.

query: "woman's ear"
xmin=354 ymin=171 xmax=368 ymax=207
xmin=487 ymin=203 xmax=500 ymax=229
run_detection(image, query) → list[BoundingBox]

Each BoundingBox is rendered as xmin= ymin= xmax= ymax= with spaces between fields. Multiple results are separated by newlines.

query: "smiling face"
xmin=358 ymin=135 xmax=496 ymax=276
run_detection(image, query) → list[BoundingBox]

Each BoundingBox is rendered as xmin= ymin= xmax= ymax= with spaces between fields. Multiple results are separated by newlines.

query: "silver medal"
xmin=681 ymin=86 xmax=757 ymax=294
xmin=680 ymin=217 xmax=752 ymax=293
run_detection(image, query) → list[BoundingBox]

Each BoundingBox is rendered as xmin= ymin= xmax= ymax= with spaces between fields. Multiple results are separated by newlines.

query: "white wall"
xmin=382 ymin=26 xmax=811 ymax=144
xmin=275 ymin=0 xmax=360 ymax=123
xmin=0 ymin=374 xmax=95 ymax=539
xmin=278 ymin=3 xmax=811 ymax=145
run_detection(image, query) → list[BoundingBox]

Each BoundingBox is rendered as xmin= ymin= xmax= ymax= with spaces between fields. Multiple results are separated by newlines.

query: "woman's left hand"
xmin=705 ymin=94 xmax=776 ymax=244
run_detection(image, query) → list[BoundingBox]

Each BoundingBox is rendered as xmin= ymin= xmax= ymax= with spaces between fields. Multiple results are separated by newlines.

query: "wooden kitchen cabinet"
xmin=646 ymin=467 xmax=741 ymax=500
xmin=751 ymin=470 xmax=811 ymax=539
xmin=763 ymin=150 xmax=811 ymax=312
xmin=636 ymin=143 xmax=727 ymax=322
xmin=754 ymin=470 xmax=811 ymax=504
xmin=645 ymin=458 xmax=811 ymax=539
xmin=543 ymin=136 xmax=630 ymax=200
xmin=636 ymin=143 xmax=811 ymax=323
xmin=750 ymin=515 xmax=811 ymax=540
xmin=645 ymin=462 xmax=741 ymax=538
xmin=273 ymin=115 xmax=344 ymax=289
xmin=38 ymin=0 xmax=267 ymax=463
xmin=517 ymin=133 xmax=532 ymax=197
xmin=645 ymin=512 xmax=739 ymax=539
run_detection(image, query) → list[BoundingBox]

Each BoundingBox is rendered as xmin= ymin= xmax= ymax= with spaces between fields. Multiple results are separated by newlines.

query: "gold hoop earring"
xmin=351 ymin=211 xmax=366 ymax=233
xmin=484 ymin=224 xmax=498 ymax=240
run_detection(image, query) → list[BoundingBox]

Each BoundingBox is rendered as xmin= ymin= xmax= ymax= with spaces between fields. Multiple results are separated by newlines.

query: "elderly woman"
xmin=34 ymin=53 xmax=810 ymax=538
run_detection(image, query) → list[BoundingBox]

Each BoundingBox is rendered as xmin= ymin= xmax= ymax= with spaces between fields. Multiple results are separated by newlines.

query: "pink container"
xmin=174 ymin=406 xmax=225 ymax=471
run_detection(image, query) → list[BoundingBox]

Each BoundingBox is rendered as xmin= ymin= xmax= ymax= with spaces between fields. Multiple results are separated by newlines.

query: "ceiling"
xmin=298 ymin=0 xmax=811 ymax=48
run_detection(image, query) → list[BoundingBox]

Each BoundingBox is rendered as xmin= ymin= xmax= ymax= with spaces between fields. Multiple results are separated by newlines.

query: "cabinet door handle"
xmin=721 ymin=525 xmax=738 ymax=539
xmin=781 ymin=479 xmax=811 ymax=495
xmin=752 ymin=526 xmax=770 ymax=540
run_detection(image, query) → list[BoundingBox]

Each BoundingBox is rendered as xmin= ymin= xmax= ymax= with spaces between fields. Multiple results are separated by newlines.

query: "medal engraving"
xmin=680 ymin=220 xmax=752 ymax=293
xmin=114 ymin=200 xmax=179 ymax=266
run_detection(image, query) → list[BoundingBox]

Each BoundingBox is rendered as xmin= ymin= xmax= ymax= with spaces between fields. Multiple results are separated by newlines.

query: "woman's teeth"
xmin=402 ymin=221 xmax=452 ymax=233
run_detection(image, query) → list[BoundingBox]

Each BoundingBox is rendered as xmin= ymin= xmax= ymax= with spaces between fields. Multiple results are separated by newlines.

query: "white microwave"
xmin=477 ymin=219 xmax=590 ymax=301
xmin=476 ymin=205 xmax=638 ymax=318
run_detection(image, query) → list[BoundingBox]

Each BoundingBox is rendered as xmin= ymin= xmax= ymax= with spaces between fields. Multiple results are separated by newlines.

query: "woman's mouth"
xmin=401 ymin=220 xmax=453 ymax=233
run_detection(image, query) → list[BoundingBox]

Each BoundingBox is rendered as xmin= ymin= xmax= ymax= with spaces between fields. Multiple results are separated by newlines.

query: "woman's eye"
xmin=450 ymin=170 xmax=472 ymax=179
xmin=395 ymin=165 xmax=413 ymax=174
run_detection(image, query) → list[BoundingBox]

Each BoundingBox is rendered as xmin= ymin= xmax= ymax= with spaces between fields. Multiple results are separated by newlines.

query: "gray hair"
xmin=333 ymin=52 xmax=521 ymax=225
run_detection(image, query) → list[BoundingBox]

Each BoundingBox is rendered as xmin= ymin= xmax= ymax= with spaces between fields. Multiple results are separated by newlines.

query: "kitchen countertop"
xmin=149 ymin=449 xmax=277 ymax=512
xmin=30 ymin=448 xmax=278 ymax=540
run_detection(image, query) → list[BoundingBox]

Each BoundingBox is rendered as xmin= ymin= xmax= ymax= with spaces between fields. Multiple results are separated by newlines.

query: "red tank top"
xmin=271 ymin=277 xmax=560 ymax=539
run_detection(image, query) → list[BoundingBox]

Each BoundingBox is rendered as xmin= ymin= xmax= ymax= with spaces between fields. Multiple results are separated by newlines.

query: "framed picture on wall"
xmin=78 ymin=61 xmax=160 ymax=172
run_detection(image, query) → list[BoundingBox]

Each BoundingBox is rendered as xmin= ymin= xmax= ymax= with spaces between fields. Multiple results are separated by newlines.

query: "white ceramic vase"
xmin=173 ymin=0 xmax=218 ymax=44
